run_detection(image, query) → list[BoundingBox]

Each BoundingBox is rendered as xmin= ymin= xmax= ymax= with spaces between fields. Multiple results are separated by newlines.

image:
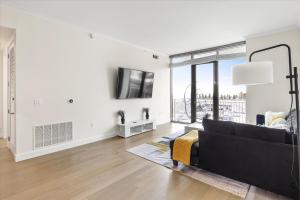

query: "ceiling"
xmin=1 ymin=0 xmax=300 ymax=55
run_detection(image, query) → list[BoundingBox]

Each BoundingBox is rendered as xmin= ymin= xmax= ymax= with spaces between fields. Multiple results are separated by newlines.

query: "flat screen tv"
xmin=116 ymin=68 xmax=154 ymax=99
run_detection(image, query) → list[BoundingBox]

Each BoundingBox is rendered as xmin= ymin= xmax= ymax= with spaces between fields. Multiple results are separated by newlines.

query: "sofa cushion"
xmin=202 ymin=118 xmax=235 ymax=135
xmin=234 ymin=122 xmax=286 ymax=143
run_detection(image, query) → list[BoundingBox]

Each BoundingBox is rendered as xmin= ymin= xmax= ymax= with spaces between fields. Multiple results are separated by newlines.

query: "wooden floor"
xmin=0 ymin=123 xmax=290 ymax=200
xmin=0 ymin=139 xmax=6 ymax=148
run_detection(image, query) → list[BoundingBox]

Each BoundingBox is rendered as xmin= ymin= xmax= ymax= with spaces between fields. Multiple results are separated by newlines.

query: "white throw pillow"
xmin=265 ymin=111 xmax=286 ymax=126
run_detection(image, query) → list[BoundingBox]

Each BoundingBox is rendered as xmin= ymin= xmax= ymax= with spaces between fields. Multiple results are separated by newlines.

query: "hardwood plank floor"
xmin=0 ymin=123 xmax=240 ymax=200
xmin=0 ymin=123 xmax=290 ymax=200
xmin=0 ymin=139 xmax=6 ymax=149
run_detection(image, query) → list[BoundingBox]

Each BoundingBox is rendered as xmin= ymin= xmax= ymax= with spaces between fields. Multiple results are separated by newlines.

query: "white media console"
xmin=117 ymin=119 xmax=156 ymax=138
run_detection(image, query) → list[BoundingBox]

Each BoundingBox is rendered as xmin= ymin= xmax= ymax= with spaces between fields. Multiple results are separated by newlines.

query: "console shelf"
xmin=117 ymin=120 xmax=156 ymax=138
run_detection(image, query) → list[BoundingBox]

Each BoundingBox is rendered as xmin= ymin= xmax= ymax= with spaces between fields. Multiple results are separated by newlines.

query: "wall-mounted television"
xmin=116 ymin=68 xmax=154 ymax=99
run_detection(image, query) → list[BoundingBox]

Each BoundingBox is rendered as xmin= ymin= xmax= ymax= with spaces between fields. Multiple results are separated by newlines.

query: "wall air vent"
xmin=33 ymin=122 xmax=73 ymax=149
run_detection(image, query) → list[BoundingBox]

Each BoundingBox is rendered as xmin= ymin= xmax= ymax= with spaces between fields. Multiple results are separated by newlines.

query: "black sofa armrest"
xmin=197 ymin=132 xmax=299 ymax=199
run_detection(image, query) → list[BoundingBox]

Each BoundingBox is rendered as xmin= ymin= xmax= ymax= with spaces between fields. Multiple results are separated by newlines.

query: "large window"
xmin=171 ymin=42 xmax=246 ymax=123
xmin=219 ymin=58 xmax=246 ymax=123
xmin=196 ymin=62 xmax=214 ymax=122
xmin=172 ymin=65 xmax=191 ymax=123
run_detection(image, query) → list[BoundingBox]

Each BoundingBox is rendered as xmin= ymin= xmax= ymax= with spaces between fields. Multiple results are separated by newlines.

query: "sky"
xmin=172 ymin=57 xmax=246 ymax=99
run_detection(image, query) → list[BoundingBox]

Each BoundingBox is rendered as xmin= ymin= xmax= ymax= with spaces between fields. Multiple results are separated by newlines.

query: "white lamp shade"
xmin=232 ymin=61 xmax=274 ymax=85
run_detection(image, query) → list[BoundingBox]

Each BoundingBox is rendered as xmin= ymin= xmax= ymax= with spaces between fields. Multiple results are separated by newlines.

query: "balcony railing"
xmin=173 ymin=98 xmax=246 ymax=123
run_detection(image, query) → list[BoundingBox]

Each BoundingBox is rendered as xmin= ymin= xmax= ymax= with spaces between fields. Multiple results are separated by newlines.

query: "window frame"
xmin=170 ymin=42 xmax=246 ymax=123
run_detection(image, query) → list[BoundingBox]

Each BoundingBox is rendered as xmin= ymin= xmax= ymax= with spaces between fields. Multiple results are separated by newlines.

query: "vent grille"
xmin=33 ymin=122 xmax=73 ymax=149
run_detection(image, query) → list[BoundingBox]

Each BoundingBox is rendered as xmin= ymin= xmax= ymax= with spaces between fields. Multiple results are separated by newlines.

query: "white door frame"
xmin=7 ymin=39 xmax=16 ymax=149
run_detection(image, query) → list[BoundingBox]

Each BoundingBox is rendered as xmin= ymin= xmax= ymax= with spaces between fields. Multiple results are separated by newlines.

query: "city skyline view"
xmin=172 ymin=57 xmax=246 ymax=99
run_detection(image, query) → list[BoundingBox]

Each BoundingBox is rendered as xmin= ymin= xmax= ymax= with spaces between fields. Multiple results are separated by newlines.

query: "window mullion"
xmin=213 ymin=61 xmax=219 ymax=120
xmin=191 ymin=64 xmax=197 ymax=123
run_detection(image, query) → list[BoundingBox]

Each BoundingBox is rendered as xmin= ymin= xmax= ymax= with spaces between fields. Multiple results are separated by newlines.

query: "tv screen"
xmin=116 ymin=68 xmax=154 ymax=99
xmin=141 ymin=72 xmax=154 ymax=98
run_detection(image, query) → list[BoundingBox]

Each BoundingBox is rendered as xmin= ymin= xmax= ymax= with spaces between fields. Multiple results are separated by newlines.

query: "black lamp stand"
xmin=249 ymin=44 xmax=300 ymax=196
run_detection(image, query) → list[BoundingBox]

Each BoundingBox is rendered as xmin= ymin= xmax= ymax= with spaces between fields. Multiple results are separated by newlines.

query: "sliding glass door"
xmin=219 ymin=58 xmax=246 ymax=123
xmin=172 ymin=59 xmax=246 ymax=123
xmin=172 ymin=65 xmax=191 ymax=123
xmin=195 ymin=62 xmax=215 ymax=122
xmin=171 ymin=42 xmax=246 ymax=124
xmin=171 ymin=62 xmax=219 ymax=123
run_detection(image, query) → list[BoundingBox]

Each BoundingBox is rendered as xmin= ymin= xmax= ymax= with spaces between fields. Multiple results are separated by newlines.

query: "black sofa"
xmin=170 ymin=119 xmax=299 ymax=199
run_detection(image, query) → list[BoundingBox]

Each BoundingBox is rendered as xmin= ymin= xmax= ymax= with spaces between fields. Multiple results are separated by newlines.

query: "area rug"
xmin=127 ymin=131 xmax=250 ymax=198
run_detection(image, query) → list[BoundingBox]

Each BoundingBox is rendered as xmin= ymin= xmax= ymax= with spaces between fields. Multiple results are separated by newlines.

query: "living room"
xmin=0 ymin=1 xmax=300 ymax=200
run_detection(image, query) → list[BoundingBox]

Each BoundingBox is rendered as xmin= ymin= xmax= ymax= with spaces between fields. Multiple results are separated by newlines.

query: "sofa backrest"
xmin=202 ymin=118 xmax=235 ymax=135
xmin=234 ymin=122 xmax=286 ymax=143
xmin=202 ymin=118 xmax=287 ymax=144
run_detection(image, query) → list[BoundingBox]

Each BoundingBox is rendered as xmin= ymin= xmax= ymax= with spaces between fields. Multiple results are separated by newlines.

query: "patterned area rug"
xmin=127 ymin=132 xmax=250 ymax=198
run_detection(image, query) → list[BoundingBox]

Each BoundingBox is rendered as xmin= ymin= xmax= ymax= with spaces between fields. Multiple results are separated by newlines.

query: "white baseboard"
xmin=15 ymin=132 xmax=117 ymax=162
xmin=7 ymin=141 xmax=16 ymax=155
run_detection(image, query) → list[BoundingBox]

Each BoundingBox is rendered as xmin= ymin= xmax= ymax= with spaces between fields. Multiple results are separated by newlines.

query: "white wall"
xmin=0 ymin=6 xmax=170 ymax=159
xmin=246 ymin=29 xmax=300 ymax=123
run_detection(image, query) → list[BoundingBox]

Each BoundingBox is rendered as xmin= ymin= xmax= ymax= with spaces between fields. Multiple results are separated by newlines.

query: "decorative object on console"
xmin=143 ymin=107 xmax=150 ymax=120
xmin=118 ymin=110 xmax=125 ymax=124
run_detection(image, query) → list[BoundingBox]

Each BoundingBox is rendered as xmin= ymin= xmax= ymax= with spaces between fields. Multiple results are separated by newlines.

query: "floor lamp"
xmin=232 ymin=44 xmax=300 ymax=197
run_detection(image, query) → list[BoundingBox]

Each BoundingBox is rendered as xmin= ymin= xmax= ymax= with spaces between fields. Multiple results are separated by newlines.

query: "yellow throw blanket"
xmin=172 ymin=130 xmax=199 ymax=166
